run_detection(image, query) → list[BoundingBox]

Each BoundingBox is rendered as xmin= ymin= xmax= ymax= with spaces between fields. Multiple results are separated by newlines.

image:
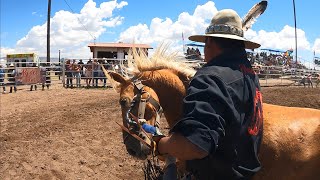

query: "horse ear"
xmin=108 ymin=71 xmax=127 ymax=85
xmin=100 ymin=65 xmax=126 ymax=92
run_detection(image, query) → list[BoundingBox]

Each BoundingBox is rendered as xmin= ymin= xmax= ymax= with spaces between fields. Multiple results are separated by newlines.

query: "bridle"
xmin=116 ymin=78 xmax=166 ymax=179
xmin=126 ymin=79 xmax=163 ymax=132
xmin=117 ymin=78 xmax=163 ymax=148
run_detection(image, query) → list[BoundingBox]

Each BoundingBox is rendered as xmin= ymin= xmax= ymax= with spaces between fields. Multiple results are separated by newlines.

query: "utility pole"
xmin=292 ymin=0 xmax=298 ymax=66
xmin=47 ymin=0 xmax=51 ymax=63
xmin=58 ymin=49 xmax=61 ymax=80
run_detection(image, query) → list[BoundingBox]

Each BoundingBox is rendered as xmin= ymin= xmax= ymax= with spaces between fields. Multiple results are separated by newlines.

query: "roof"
xmin=88 ymin=42 xmax=152 ymax=49
xmin=260 ymin=48 xmax=285 ymax=53
xmin=185 ymin=43 xmax=204 ymax=47
xmin=7 ymin=53 xmax=37 ymax=58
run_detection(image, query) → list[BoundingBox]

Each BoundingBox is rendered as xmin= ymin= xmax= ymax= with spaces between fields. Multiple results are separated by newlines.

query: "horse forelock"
xmin=126 ymin=44 xmax=196 ymax=79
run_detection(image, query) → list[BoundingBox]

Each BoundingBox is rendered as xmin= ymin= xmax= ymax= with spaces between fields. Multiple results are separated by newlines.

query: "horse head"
xmin=108 ymin=71 xmax=163 ymax=159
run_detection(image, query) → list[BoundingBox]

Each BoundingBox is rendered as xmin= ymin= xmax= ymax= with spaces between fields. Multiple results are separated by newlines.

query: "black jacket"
xmin=171 ymin=49 xmax=263 ymax=180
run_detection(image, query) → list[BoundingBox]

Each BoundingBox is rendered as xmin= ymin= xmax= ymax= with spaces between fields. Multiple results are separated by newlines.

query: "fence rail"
xmin=1 ymin=61 xmax=319 ymax=92
xmin=254 ymin=65 xmax=320 ymax=87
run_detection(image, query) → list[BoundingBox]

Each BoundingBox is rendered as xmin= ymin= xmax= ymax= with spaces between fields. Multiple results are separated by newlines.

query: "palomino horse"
xmin=106 ymin=46 xmax=320 ymax=180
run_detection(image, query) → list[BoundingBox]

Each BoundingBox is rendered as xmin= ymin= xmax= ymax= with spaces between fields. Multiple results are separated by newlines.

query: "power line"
xmin=62 ymin=0 xmax=96 ymax=41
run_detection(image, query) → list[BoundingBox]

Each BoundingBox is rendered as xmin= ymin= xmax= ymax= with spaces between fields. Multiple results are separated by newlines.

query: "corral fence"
xmin=0 ymin=59 xmax=130 ymax=92
xmin=253 ymin=65 xmax=320 ymax=87
xmin=0 ymin=62 xmax=59 ymax=92
xmin=1 ymin=61 xmax=319 ymax=92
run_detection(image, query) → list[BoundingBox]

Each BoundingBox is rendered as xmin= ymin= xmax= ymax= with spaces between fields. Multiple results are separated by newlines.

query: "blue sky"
xmin=1 ymin=0 xmax=320 ymax=68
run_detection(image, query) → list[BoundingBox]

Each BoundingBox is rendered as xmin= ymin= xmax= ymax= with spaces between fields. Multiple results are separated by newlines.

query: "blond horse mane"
xmin=126 ymin=43 xmax=196 ymax=78
xmin=101 ymin=43 xmax=197 ymax=92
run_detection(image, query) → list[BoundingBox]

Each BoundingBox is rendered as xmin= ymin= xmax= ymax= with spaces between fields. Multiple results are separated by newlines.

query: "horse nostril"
xmin=127 ymin=148 xmax=137 ymax=156
xmin=139 ymin=133 xmax=146 ymax=140
xmin=119 ymin=98 xmax=127 ymax=106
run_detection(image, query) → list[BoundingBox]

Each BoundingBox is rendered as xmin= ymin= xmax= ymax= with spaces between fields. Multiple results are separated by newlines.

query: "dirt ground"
xmin=0 ymin=85 xmax=319 ymax=180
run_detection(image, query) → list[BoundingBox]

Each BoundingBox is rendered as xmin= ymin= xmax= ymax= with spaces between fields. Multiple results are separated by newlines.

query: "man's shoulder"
xmin=195 ymin=65 xmax=243 ymax=85
xmin=196 ymin=65 xmax=222 ymax=75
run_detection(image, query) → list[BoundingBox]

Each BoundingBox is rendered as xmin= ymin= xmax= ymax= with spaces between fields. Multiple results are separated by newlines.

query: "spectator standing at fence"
xmin=30 ymin=63 xmax=38 ymax=91
xmin=0 ymin=64 xmax=6 ymax=93
xmin=307 ymin=74 xmax=313 ymax=88
xmin=78 ymin=59 xmax=85 ymax=77
xmin=195 ymin=47 xmax=201 ymax=56
xmin=72 ymin=59 xmax=81 ymax=87
xmin=92 ymin=59 xmax=99 ymax=87
xmin=300 ymin=73 xmax=306 ymax=87
xmin=65 ymin=59 xmax=73 ymax=88
xmin=316 ymin=73 xmax=320 ymax=88
xmin=7 ymin=63 xmax=17 ymax=93
xmin=187 ymin=47 xmax=191 ymax=55
xmin=30 ymin=83 xmax=38 ymax=91
xmin=98 ymin=60 xmax=107 ymax=87
xmin=85 ymin=59 xmax=93 ymax=87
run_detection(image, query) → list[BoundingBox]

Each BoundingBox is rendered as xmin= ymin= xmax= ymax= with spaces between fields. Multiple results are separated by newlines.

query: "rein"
xmin=126 ymin=79 xmax=163 ymax=134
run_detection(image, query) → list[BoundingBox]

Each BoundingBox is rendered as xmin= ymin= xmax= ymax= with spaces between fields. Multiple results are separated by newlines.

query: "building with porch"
xmin=88 ymin=42 xmax=152 ymax=59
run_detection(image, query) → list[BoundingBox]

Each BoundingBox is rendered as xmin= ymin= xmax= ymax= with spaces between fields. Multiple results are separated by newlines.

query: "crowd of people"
xmin=186 ymin=47 xmax=203 ymax=60
xmin=300 ymin=73 xmax=320 ymax=88
xmin=247 ymin=51 xmax=292 ymax=67
xmin=247 ymin=51 xmax=313 ymax=72
xmin=64 ymin=59 xmax=112 ymax=88
xmin=186 ymin=47 xmax=201 ymax=56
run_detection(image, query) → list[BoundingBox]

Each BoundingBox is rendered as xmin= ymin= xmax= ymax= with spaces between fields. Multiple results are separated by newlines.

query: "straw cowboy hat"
xmin=189 ymin=9 xmax=260 ymax=49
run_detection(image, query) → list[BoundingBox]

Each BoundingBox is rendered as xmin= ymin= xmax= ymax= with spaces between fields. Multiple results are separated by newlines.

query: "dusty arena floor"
xmin=0 ymin=85 xmax=319 ymax=179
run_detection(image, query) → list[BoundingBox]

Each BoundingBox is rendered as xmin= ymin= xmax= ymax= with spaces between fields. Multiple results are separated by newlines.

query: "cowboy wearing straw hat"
xmin=156 ymin=9 xmax=263 ymax=179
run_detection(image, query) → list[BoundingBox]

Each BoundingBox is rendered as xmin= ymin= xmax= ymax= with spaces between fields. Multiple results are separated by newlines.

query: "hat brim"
xmin=189 ymin=34 xmax=260 ymax=49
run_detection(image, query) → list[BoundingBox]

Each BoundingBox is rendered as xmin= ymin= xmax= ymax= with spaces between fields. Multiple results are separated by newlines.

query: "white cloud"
xmin=246 ymin=25 xmax=311 ymax=51
xmin=0 ymin=47 xmax=16 ymax=56
xmin=118 ymin=1 xmax=217 ymax=56
xmin=245 ymin=26 xmax=318 ymax=69
xmin=119 ymin=1 xmax=217 ymax=43
xmin=12 ymin=0 xmax=128 ymax=59
xmin=31 ymin=11 xmax=43 ymax=17
xmin=313 ymin=38 xmax=320 ymax=54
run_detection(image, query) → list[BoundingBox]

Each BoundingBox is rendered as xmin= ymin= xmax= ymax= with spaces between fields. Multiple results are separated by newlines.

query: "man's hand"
xmin=156 ymin=133 xmax=209 ymax=160
xmin=151 ymin=135 xmax=166 ymax=157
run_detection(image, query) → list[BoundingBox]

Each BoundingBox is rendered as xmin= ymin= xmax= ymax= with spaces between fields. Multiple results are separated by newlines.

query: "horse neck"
xmin=140 ymin=69 xmax=188 ymax=128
